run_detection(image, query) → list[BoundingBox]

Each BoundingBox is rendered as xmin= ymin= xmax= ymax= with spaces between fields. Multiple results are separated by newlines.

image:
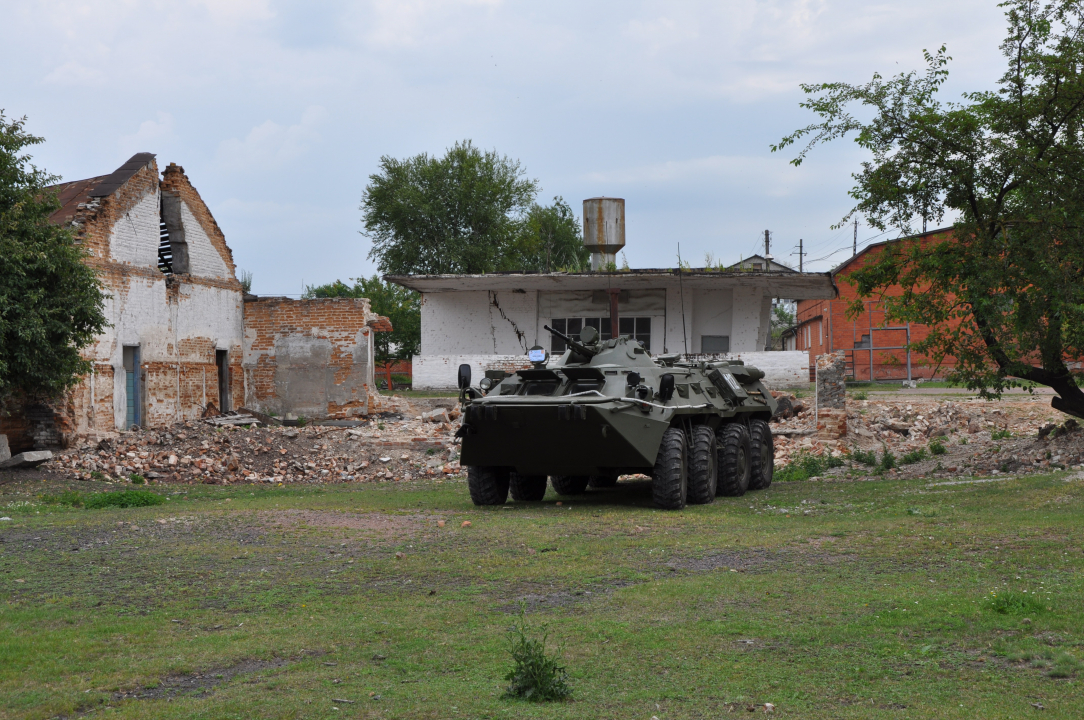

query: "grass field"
xmin=1 ymin=469 xmax=1082 ymax=719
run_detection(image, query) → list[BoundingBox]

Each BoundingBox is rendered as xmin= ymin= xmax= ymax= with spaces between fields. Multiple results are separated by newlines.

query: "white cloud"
xmin=43 ymin=61 xmax=107 ymax=86
xmin=215 ymin=106 xmax=328 ymax=171
xmin=118 ymin=112 xmax=175 ymax=157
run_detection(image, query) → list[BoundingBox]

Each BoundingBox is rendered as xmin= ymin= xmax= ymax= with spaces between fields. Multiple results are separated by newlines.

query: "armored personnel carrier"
xmin=456 ymin=324 xmax=776 ymax=510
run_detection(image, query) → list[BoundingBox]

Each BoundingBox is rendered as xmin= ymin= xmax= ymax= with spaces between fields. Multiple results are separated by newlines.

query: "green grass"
xmin=40 ymin=489 xmax=165 ymax=509
xmin=2 ymin=470 xmax=1083 ymax=718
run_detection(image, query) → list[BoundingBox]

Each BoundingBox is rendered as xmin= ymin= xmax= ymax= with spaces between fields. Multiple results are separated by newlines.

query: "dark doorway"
xmin=123 ymin=345 xmax=141 ymax=429
xmin=216 ymin=350 xmax=229 ymax=412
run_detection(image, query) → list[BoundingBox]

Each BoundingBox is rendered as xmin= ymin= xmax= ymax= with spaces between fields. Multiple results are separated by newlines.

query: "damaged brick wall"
xmin=9 ymin=154 xmax=247 ymax=446
xmin=242 ymin=297 xmax=391 ymax=420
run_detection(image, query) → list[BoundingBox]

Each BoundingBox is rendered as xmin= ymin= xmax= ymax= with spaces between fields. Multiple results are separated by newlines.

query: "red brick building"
xmin=794 ymin=228 xmax=955 ymax=382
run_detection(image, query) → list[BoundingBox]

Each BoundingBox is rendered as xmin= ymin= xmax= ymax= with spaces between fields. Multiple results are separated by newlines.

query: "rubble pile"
xmin=770 ymin=392 xmax=1084 ymax=480
xmin=43 ymin=398 xmax=466 ymax=486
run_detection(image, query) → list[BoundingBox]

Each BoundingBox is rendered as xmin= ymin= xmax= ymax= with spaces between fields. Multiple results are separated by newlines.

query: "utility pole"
xmin=852 ymin=219 xmax=858 ymax=256
xmin=798 ymin=238 xmax=805 ymax=272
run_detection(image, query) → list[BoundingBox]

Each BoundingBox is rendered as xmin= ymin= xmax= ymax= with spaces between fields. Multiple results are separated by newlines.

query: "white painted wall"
xmin=109 ymin=190 xmax=161 ymax=267
xmin=690 ymin=288 xmax=733 ymax=353
xmin=413 ymin=354 xmax=531 ymax=390
xmin=180 ymin=200 xmax=230 ymax=279
xmin=730 ymin=286 xmax=763 ymax=352
xmin=421 ymin=291 xmax=535 ymax=355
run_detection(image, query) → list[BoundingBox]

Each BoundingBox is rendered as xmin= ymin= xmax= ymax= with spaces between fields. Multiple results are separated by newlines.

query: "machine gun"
xmin=543 ymin=324 xmax=600 ymax=359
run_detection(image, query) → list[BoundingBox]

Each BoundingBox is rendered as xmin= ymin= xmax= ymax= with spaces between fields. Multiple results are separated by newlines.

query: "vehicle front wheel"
xmin=748 ymin=419 xmax=774 ymax=490
xmin=550 ymin=475 xmax=590 ymax=496
xmin=687 ymin=425 xmax=717 ymax=504
xmin=510 ymin=472 xmax=548 ymax=501
xmin=467 ymin=466 xmax=510 ymax=505
xmin=652 ymin=427 xmax=688 ymax=510
xmin=716 ymin=423 xmax=751 ymax=497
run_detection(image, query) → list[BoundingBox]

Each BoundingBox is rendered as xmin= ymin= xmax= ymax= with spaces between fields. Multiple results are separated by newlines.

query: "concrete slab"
xmin=0 ymin=434 xmax=9 ymax=463
xmin=0 ymin=451 xmax=53 ymax=470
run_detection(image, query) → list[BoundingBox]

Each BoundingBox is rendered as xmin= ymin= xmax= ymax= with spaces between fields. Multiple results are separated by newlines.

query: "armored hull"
xmin=457 ymin=326 xmax=778 ymax=509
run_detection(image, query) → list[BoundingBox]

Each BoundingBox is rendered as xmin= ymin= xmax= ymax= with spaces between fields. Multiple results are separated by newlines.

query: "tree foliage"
xmin=501 ymin=197 xmax=589 ymax=273
xmin=774 ymin=0 xmax=1084 ymax=417
xmin=363 ymin=140 xmax=539 ymax=275
xmin=305 ymin=276 xmax=420 ymax=367
xmin=0 ymin=112 xmax=107 ymax=402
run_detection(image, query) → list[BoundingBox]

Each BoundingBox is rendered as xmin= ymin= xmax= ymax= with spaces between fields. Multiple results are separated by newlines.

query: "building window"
xmin=550 ymin=317 xmax=651 ymax=352
xmin=701 ymin=335 xmax=730 ymax=353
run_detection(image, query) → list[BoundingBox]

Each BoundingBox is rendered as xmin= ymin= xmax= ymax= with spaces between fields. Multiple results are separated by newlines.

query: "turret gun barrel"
xmin=543 ymin=324 xmax=599 ymax=358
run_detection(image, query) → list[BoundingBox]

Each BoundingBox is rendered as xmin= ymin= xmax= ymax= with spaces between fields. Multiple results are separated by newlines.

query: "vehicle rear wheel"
xmin=588 ymin=474 xmax=619 ymax=488
xmin=652 ymin=427 xmax=688 ymax=510
xmin=687 ymin=425 xmax=717 ymax=504
xmin=550 ymin=475 xmax=590 ymax=496
xmin=510 ymin=472 xmax=548 ymax=501
xmin=716 ymin=423 xmax=751 ymax=497
xmin=467 ymin=466 xmax=510 ymax=505
xmin=748 ymin=419 xmax=774 ymax=490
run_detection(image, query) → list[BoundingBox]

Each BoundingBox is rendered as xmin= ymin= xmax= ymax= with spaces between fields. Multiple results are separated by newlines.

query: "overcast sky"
xmin=3 ymin=1 xmax=1009 ymax=294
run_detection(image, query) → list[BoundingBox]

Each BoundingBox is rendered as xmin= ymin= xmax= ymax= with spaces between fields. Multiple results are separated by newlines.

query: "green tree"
xmin=363 ymin=140 xmax=539 ymax=275
xmin=0 ymin=112 xmax=107 ymax=403
xmin=770 ymin=301 xmax=796 ymax=351
xmin=502 ymin=197 xmax=590 ymax=273
xmin=774 ymin=0 xmax=1084 ymax=418
xmin=305 ymin=276 xmax=420 ymax=368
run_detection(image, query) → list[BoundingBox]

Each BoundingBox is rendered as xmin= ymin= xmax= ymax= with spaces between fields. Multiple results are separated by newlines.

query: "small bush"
xmin=985 ymin=590 xmax=1047 ymax=616
xmin=84 ymin=490 xmax=165 ymax=510
xmin=852 ymin=390 xmax=868 ymax=401
xmin=880 ymin=450 xmax=897 ymax=471
xmin=929 ymin=439 xmax=947 ymax=455
xmin=502 ymin=610 xmax=571 ymax=702
xmin=296 ymin=416 xmax=308 ymax=428
xmin=775 ymin=451 xmax=844 ymax=482
xmin=900 ymin=448 xmax=927 ymax=465
xmin=958 ymin=437 xmax=968 ymax=445
xmin=128 ymin=474 xmax=145 ymax=485
xmin=851 ymin=449 xmax=879 ymax=467
xmin=991 ymin=428 xmax=1012 ymax=440
xmin=89 ymin=470 xmax=105 ymax=480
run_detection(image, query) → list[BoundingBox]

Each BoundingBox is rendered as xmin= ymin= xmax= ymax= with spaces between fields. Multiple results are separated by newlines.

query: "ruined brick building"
xmin=0 ymin=153 xmax=389 ymax=452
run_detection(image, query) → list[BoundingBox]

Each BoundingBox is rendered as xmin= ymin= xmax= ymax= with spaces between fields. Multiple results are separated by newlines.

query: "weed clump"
xmin=40 ymin=490 xmax=164 ymax=509
xmin=128 ymin=473 xmax=145 ymax=485
xmin=929 ymin=439 xmax=947 ymax=455
xmin=991 ymin=428 xmax=1012 ymax=440
xmin=502 ymin=610 xmax=571 ymax=702
xmin=775 ymin=451 xmax=844 ymax=482
xmin=900 ymin=448 xmax=927 ymax=465
xmin=985 ymin=590 xmax=1047 ymax=616
xmin=879 ymin=450 xmax=897 ymax=471
xmin=851 ymin=449 xmax=879 ymax=467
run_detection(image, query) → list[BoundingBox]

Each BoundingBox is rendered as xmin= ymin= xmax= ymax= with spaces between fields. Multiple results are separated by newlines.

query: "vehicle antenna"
xmin=677 ymin=243 xmax=688 ymax=355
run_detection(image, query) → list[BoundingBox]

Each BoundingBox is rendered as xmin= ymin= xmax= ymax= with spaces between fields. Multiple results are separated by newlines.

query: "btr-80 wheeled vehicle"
xmin=456 ymin=324 xmax=776 ymax=510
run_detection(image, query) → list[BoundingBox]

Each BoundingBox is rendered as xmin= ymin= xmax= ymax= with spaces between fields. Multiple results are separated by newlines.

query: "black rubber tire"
xmin=652 ymin=427 xmax=688 ymax=510
xmin=588 ymin=474 xmax=619 ymax=488
xmin=509 ymin=472 xmax=548 ymax=502
xmin=748 ymin=419 xmax=774 ymax=490
xmin=467 ymin=466 xmax=510 ymax=505
xmin=716 ymin=423 xmax=751 ymax=497
xmin=686 ymin=425 xmax=718 ymax=505
xmin=550 ymin=475 xmax=590 ymax=496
